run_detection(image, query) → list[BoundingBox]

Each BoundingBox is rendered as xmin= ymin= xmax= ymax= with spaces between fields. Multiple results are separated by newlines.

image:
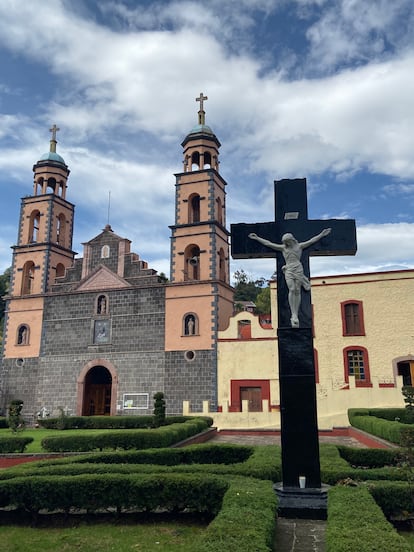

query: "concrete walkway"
xmin=275 ymin=518 xmax=326 ymax=551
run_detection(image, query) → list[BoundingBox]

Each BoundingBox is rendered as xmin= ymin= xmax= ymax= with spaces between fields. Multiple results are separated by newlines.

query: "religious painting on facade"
xmin=93 ymin=319 xmax=110 ymax=344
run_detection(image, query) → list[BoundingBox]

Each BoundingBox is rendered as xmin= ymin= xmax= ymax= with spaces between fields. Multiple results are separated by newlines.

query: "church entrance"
xmin=82 ymin=366 xmax=112 ymax=416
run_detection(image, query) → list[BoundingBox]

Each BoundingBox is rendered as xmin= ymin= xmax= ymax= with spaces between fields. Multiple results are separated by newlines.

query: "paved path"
xmin=275 ymin=518 xmax=326 ymax=552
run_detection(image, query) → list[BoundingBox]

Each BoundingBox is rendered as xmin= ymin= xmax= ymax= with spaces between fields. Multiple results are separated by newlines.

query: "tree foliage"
xmin=232 ymin=269 xmax=271 ymax=314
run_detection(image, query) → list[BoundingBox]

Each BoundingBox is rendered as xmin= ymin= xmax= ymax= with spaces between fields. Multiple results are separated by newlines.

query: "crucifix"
xmin=231 ymin=178 xmax=356 ymax=490
xmin=196 ymin=92 xmax=208 ymax=125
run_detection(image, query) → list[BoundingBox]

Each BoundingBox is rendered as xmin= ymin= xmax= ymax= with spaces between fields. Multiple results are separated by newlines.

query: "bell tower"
xmin=165 ymin=95 xmax=234 ymax=413
xmin=3 ymin=126 xmax=75 ymax=359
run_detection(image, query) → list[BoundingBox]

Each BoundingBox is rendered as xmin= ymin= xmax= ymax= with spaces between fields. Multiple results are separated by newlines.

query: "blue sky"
xmin=1 ymin=0 xmax=414 ymax=282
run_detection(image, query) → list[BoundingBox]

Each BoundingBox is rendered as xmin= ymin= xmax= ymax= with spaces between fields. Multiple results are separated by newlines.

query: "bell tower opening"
xmin=82 ymin=366 xmax=112 ymax=416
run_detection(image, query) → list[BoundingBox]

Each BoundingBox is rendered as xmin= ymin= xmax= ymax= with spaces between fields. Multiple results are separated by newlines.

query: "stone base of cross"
xmin=231 ymin=178 xmax=356 ymax=491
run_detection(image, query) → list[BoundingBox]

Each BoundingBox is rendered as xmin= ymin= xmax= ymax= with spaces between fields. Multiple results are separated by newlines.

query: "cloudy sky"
xmin=1 ymin=0 xmax=414 ymax=282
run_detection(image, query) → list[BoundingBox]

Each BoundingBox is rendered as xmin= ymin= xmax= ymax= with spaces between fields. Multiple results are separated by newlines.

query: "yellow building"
xmin=184 ymin=270 xmax=411 ymax=429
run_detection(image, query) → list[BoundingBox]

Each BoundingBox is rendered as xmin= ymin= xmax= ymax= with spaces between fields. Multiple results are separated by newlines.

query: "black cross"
xmin=231 ymin=178 xmax=357 ymax=489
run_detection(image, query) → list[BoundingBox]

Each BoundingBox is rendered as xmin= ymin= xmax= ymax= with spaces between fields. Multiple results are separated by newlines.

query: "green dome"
xmin=39 ymin=151 xmax=66 ymax=164
xmin=188 ymin=124 xmax=214 ymax=136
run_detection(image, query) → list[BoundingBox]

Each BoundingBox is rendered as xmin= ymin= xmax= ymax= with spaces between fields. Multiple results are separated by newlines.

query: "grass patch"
xmin=0 ymin=513 xmax=207 ymax=552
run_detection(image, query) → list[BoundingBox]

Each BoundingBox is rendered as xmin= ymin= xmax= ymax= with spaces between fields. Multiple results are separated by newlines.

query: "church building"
xmin=0 ymin=98 xmax=233 ymax=422
xmin=0 ymin=97 xmax=409 ymax=429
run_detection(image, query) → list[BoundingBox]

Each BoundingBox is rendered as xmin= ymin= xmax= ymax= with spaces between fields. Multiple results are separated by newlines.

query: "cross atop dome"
xmin=49 ymin=124 xmax=60 ymax=153
xmin=196 ymin=92 xmax=208 ymax=125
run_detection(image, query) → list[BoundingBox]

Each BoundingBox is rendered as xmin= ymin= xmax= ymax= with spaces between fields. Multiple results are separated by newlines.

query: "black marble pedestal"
xmin=274 ymin=483 xmax=328 ymax=520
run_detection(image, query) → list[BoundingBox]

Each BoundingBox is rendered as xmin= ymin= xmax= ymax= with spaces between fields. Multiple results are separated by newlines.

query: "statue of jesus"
xmin=248 ymin=228 xmax=331 ymax=328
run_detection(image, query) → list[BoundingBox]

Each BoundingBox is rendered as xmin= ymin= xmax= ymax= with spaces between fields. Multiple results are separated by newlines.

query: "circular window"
xmin=184 ymin=350 xmax=196 ymax=362
xmin=15 ymin=358 xmax=25 ymax=368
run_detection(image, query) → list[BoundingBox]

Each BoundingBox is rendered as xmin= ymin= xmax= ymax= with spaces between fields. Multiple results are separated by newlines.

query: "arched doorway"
xmin=82 ymin=366 xmax=112 ymax=416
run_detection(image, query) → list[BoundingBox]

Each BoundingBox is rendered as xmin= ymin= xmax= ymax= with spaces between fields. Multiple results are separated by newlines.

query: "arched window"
xmin=101 ymin=245 xmax=110 ymax=259
xmin=17 ymin=324 xmax=29 ymax=345
xmin=34 ymin=177 xmax=44 ymax=196
xmin=184 ymin=245 xmax=200 ymax=280
xmin=218 ymin=248 xmax=226 ymax=281
xmin=204 ymin=151 xmax=212 ymax=168
xmin=47 ymin=177 xmax=57 ymax=194
xmin=191 ymin=151 xmax=200 ymax=170
xmin=56 ymin=213 xmax=66 ymax=246
xmin=343 ymin=346 xmax=371 ymax=387
xmin=56 ymin=263 xmax=65 ymax=278
xmin=21 ymin=261 xmax=35 ymax=295
xmin=188 ymin=194 xmax=200 ymax=223
xmin=341 ymin=300 xmax=365 ymax=336
xmin=183 ymin=313 xmax=198 ymax=336
xmin=97 ymin=294 xmax=109 ymax=314
xmin=28 ymin=210 xmax=41 ymax=243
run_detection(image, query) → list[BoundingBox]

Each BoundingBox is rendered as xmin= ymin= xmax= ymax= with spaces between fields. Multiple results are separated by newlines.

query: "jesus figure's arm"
xmin=248 ymin=233 xmax=284 ymax=252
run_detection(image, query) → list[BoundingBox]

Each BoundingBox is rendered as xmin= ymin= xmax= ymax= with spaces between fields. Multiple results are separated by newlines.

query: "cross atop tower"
xmin=196 ymin=92 xmax=208 ymax=125
xmin=49 ymin=124 xmax=60 ymax=153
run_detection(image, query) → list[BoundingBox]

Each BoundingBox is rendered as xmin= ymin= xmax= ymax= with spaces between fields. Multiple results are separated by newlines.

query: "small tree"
xmin=153 ymin=392 xmax=166 ymax=428
xmin=402 ymin=386 xmax=414 ymax=423
xmin=8 ymin=399 xmax=24 ymax=432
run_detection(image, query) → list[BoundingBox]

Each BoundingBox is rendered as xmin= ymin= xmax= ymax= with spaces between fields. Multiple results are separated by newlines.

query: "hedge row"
xmin=196 ymin=476 xmax=277 ymax=552
xmin=41 ymin=418 xmax=211 ymax=452
xmin=348 ymin=408 xmax=411 ymax=445
xmin=0 ymin=471 xmax=277 ymax=551
xmin=0 ymin=445 xmax=281 ymax=484
xmin=38 ymin=414 xmax=202 ymax=430
xmin=0 ymin=436 xmax=33 ymax=453
xmin=0 ymin=472 xmax=227 ymax=515
xmin=327 ymin=486 xmax=410 ymax=552
xmin=337 ymin=445 xmax=400 ymax=468
xmin=320 ymin=445 xmax=411 ymax=485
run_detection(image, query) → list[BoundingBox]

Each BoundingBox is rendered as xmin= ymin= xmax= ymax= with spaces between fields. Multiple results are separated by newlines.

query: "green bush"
xmin=0 ymin=473 xmax=228 ymax=515
xmin=327 ymin=486 xmax=410 ymax=552
xmin=367 ymin=481 xmax=414 ymax=519
xmin=0 ymin=445 xmax=280 ymax=485
xmin=0 ymin=436 xmax=33 ymax=453
xmin=337 ymin=446 xmax=400 ymax=468
xmin=196 ymin=476 xmax=277 ymax=552
xmin=41 ymin=419 xmax=212 ymax=452
xmin=348 ymin=409 xmax=407 ymax=445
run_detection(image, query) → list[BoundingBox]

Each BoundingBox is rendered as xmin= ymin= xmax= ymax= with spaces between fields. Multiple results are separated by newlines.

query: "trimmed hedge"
xmin=0 ymin=472 xmax=228 ymax=514
xmin=327 ymin=486 xmax=410 ymax=552
xmin=41 ymin=418 xmax=211 ymax=452
xmin=367 ymin=480 xmax=414 ymax=519
xmin=196 ymin=476 xmax=277 ymax=552
xmin=38 ymin=414 xmax=212 ymax=430
xmin=337 ymin=445 xmax=400 ymax=468
xmin=0 ymin=436 xmax=33 ymax=453
xmin=0 ymin=444 xmax=281 ymax=483
xmin=0 ymin=417 xmax=8 ymax=429
xmin=348 ymin=408 xmax=410 ymax=445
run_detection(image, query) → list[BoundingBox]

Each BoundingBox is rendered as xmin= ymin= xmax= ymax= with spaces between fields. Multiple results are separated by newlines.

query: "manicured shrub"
xmin=367 ymin=481 xmax=414 ymax=519
xmin=153 ymin=392 xmax=166 ymax=428
xmin=348 ymin=409 xmax=407 ymax=445
xmin=0 ymin=436 xmax=33 ymax=453
xmin=327 ymin=486 xmax=410 ymax=551
xmin=8 ymin=400 xmax=24 ymax=432
xmin=40 ymin=419 xmax=212 ymax=452
xmin=0 ymin=473 xmax=228 ymax=515
xmin=197 ymin=476 xmax=277 ymax=552
xmin=337 ymin=446 xmax=400 ymax=468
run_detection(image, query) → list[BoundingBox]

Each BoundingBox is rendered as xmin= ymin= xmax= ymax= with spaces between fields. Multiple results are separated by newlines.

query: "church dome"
xmin=39 ymin=151 xmax=66 ymax=164
xmin=187 ymin=123 xmax=214 ymax=136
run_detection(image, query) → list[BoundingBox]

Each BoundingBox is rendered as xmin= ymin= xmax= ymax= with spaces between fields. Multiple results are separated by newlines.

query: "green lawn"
xmin=0 ymin=514 xmax=207 ymax=552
